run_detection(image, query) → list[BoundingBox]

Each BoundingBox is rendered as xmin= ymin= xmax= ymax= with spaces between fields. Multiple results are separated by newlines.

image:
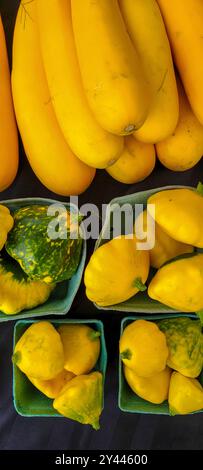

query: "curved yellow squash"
xmin=71 ymin=0 xmax=151 ymax=136
xmin=157 ymin=0 xmax=203 ymax=125
xmin=12 ymin=2 xmax=95 ymax=196
xmin=119 ymin=0 xmax=179 ymax=143
xmin=156 ymin=79 xmax=203 ymax=171
xmin=107 ymin=135 xmax=156 ymax=184
xmin=37 ymin=0 xmax=123 ymax=169
xmin=0 ymin=16 xmax=18 ymax=191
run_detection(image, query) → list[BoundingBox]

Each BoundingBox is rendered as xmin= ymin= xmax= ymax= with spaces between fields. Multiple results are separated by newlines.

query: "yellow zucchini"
xmin=37 ymin=0 xmax=123 ymax=169
xmin=12 ymin=1 xmax=95 ymax=196
xmin=156 ymin=79 xmax=203 ymax=171
xmin=107 ymin=135 xmax=156 ymax=184
xmin=71 ymin=0 xmax=151 ymax=136
xmin=120 ymin=0 xmax=179 ymax=143
xmin=157 ymin=0 xmax=203 ymax=125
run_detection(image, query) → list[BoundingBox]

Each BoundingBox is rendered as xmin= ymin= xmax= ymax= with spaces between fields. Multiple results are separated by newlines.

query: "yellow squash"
xmin=106 ymin=135 xmax=156 ymax=184
xmin=58 ymin=324 xmax=100 ymax=375
xmin=135 ymin=210 xmax=193 ymax=269
xmin=157 ymin=0 xmax=203 ymax=125
xmin=12 ymin=1 xmax=95 ymax=196
xmin=0 ymin=205 xmax=14 ymax=250
xmin=84 ymin=236 xmax=150 ymax=307
xmin=120 ymin=320 xmax=168 ymax=377
xmin=12 ymin=321 xmax=64 ymax=380
xmin=28 ymin=370 xmax=75 ymax=399
xmin=0 ymin=257 xmax=55 ymax=315
xmin=148 ymin=187 xmax=203 ymax=248
xmin=120 ymin=0 xmax=179 ymax=143
xmin=156 ymin=79 xmax=203 ymax=171
xmin=71 ymin=0 xmax=151 ymax=135
xmin=158 ymin=317 xmax=203 ymax=379
xmin=148 ymin=253 xmax=203 ymax=312
xmin=37 ymin=0 xmax=123 ymax=169
xmin=0 ymin=16 xmax=18 ymax=191
xmin=53 ymin=372 xmax=103 ymax=430
xmin=169 ymin=372 xmax=203 ymax=415
xmin=124 ymin=365 xmax=171 ymax=404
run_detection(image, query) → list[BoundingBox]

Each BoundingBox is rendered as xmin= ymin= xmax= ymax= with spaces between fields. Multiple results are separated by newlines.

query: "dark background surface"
xmin=0 ymin=0 xmax=203 ymax=451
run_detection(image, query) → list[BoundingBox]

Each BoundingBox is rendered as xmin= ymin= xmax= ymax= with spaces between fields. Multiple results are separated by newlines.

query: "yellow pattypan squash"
xmin=124 ymin=364 xmax=171 ymax=404
xmin=119 ymin=319 xmax=168 ymax=377
xmin=147 ymin=185 xmax=203 ymax=248
xmin=84 ymin=235 xmax=150 ymax=307
xmin=158 ymin=317 xmax=203 ymax=378
xmin=148 ymin=253 xmax=203 ymax=312
xmin=0 ymin=204 xmax=14 ymax=250
xmin=135 ymin=209 xmax=193 ymax=268
xmin=58 ymin=324 xmax=100 ymax=375
xmin=169 ymin=371 xmax=203 ymax=415
xmin=28 ymin=370 xmax=75 ymax=399
xmin=53 ymin=371 xmax=103 ymax=430
xmin=12 ymin=321 xmax=64 ymax=380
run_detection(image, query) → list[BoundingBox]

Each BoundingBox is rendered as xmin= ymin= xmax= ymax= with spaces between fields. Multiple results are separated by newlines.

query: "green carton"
xmin=13 ymin=319 xmax=107 ymax=417
xmin=94 ymin=185 xmax=195 ymax=313
xmin=0 ymin=198 xmax=86 ymax=322
xmin=119 ymin=314 xmax=203 ymax=415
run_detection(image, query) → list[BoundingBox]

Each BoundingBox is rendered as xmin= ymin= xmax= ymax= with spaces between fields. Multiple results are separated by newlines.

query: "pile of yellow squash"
xmin=13 ymin=321 xmax=103 ymax=430
xmin=1 ymin=0 xmax=202 ymax=195
xmin=85 ymin=186 xmax=203 ymax=313
xmin=120 ymin=318 xmax=203 ymax=415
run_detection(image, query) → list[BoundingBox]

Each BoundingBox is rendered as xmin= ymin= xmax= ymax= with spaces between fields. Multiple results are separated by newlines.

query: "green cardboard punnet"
xmin=13 ymin=319 xmax=107 ymax=417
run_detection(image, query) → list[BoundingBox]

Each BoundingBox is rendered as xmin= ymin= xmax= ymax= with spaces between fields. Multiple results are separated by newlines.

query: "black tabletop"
xmin=0 ymin=0 xmax=203 ymax=451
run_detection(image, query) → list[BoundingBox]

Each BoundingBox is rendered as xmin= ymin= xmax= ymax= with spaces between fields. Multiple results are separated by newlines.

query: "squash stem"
xmin=133 ymin=277 xmax=147 ymax=292
xmin=196 ymin=310 xmax=203 ymax=325
xmin=120 ymin=349 xmax=132 ymax=360
xmin=89 ymin=331 xmax=101 ymax=341
xmin=92 ymin=419 xmax=100 ymax=431
xmin=196 ymin=182 xmax=203 ymax=196
xmin=12 ymin=351 xmax=21 ymax=365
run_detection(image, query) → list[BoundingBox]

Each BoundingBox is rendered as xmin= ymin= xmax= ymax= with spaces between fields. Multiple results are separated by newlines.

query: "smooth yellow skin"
xmin=13 ymin=321 xmax=64 ymax=380
xmin=119 ymin=0 xmax=179 ymax=143
xmin=148 ymin=254 xmax=203 ymax=312
xmin=124 ymin=365 xmax=171 ymax=404
xmin=12 ymin=2 xmax=95 ymax=196
xmin=71 ymin=0 xmax=151 ymax=136
xmin=0 ymin=205 xmax=14 ymax=250
xmin=120 ymin=320 xmax=168 ymax=377
xmin=0 ymin=271 xmax=54 ymax=315
xmin=0 ymin=16 xmax=18 ymax=192
xmin=37 ymin=0 xmax=123 ymax=169
xmin=53 ymin=372 xmax=103 ymax=430
xmin=135 ymin=210 xmax=193 ymax=269
xmin=169 ymin=372 xmax=203 ymax=415
xmin=156 ymin=80 xmax=203 ymax=171
xmin=157 ymin=0 xmax=203 ymax=125
xmin=58 ymin=324 xmax=100 ymax=375
xmin=106 ymin=135 xmax=156 ymax=184
xmin=28 ymin=370 xmax=75 ymax=399
xmin=84 ymin=236 xmax=150 ymax=307
xmin=148 ymin=188 xmax=203 ymax=248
